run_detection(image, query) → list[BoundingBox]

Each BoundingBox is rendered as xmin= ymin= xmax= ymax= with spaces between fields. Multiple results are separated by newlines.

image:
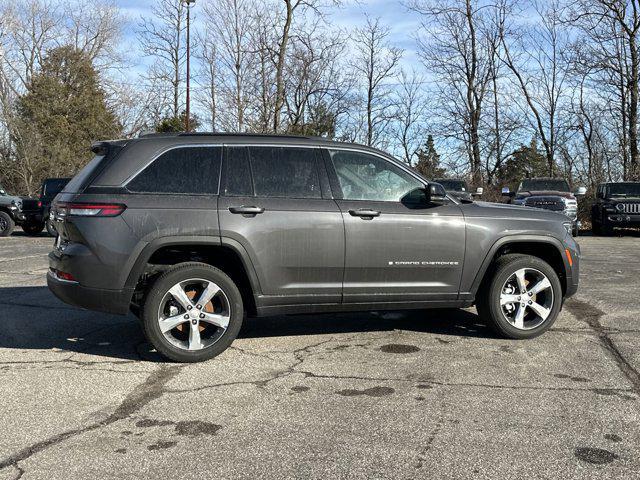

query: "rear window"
xmin=127 ymin=146 xmax=222 ymax=195
xmin=42 ymin=179 xmax=69 ymax=197
xmin=63 ymin=144 xmax=124 ymax=193
xmin=63 ymin=155 xmax=106 ymax=193
xmin=247 ymin=146 xmax=321 ymax=199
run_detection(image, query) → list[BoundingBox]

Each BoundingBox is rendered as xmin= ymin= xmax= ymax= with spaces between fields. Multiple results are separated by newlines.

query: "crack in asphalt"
xmin=0 ymin=365 xmax=181 ymax=473
xmin=164 ymin=339 xmax=335 ymax=394
xmin=566 ymin=298 xmax=640 ymax=395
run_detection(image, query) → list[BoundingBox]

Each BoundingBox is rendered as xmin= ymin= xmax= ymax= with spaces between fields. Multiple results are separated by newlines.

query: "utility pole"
xmin=184 ymin=0 xmax=196 ymax=132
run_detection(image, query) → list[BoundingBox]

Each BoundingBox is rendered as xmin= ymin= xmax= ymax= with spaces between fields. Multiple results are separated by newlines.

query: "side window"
xmin=248 ymin=147 xmax=321 ymax=199
xmin=223 ymin=147 xmax=253 ymax=196
xmin=127 ymin=146 xmax=221 ymax=194
xmin=328 ymin=149 xmax=422 ymax=202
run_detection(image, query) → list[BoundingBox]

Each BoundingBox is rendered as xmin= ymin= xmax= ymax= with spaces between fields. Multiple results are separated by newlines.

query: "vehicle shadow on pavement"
xmin=10 ymin=230 xmax=52 ymax=238
xmin=0 ymin=287 xmax=493 ymax=362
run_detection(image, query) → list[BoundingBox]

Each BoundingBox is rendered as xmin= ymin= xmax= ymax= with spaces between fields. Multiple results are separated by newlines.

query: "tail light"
xmin=38 ymin=201 xmax=42 ymax=208
xmin=56 ymin=202 xmax=126 ymax=217
xmin=50 ymin=269 xmax=77 ymax=282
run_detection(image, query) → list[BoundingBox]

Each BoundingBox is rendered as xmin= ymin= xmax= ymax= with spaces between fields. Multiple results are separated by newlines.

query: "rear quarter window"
xmin=127 ymin=146 xmax=222 ymax=195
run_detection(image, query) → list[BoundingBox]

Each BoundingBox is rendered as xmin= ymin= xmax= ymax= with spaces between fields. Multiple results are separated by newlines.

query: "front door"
xmin=324 ymin=148 xmax=465 ymax=304
xmin=218 ymin=145 xmax=344 ymax=306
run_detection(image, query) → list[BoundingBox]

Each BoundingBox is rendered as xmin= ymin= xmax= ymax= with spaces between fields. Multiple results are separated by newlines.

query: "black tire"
xmin=476 ymin=254 xmax=563 ymax=339
xmin=0 ymin=211 xmax=15 ymax=237
xmin=46 ymin=218 xmax=57 ymax=237
xmin=141 ymin=262 xmax=243 ymax=363
xmin=22 ymin=221 xmax=45 ymax=236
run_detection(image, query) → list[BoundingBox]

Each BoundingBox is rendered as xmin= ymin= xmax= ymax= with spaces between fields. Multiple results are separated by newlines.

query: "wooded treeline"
xmin=1 ymin=0 xmax=640 ymax=195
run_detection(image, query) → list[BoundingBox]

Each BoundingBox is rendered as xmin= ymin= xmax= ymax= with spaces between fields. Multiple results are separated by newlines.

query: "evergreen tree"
xmin=496 ymin=139 xmax=549 ymax=189
xmin=414 ymin=135 xmax=446 ymax=178
xmin=16 ymin=46 xmax=121 ymax=184
xmin=155 ymin=111 xmax=201 ymax=133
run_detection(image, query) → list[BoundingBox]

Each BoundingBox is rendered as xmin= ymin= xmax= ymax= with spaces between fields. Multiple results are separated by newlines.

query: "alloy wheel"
xmin=499 ymin=268 xmax=554 ymax=330
xmin=157 ymin=278 xmax=231 ymax=351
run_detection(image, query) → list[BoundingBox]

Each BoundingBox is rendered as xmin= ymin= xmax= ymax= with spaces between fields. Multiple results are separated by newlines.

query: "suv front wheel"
xmin=477 ymin=254 xmax=562 ymax=339
xmin=141 ymin=262 xmax=244 ymax=362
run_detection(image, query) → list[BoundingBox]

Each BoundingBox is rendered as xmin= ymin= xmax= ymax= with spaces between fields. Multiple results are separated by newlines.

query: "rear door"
xmin=218 ymin=145 xmax=344 ymax=305
xmin=324 ymin=148 xmax=465 ymax=304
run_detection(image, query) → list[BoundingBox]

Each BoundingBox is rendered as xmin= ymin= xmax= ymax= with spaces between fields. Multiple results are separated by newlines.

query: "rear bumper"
xmin=47 ymin=257 xmax=132 ymax=315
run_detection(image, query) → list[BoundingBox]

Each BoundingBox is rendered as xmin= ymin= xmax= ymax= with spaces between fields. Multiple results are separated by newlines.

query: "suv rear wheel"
xmin=141 ymin=262 xmax=244 ymax=362
xmin=0 ymin=211 xmax=14 ymax=237
xmin=477 ymin=254 xmax=562 ymax=339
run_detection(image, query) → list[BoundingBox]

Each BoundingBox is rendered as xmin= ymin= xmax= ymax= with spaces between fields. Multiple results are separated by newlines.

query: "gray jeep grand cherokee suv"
xmin=48 ymin=133 xmax=580 ymax=362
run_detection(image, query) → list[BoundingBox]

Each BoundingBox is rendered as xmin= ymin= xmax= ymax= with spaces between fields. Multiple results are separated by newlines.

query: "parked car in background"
xmin=591 ymin=182 xmax=640 ymax=235
xmin=41 ymin=178 xmax=71 ymax=235
xmin=502 ymin=177 xmax=586 ymax=236
xmin=48 ymin=133 xmax=580 ymax=363
xmin=433 ymin=178 xmax=483 ymax=202
xmin=14 ymin=178 xmax=71 ymax=236
xmin=0 ymin=184 xmax=23 ymax=236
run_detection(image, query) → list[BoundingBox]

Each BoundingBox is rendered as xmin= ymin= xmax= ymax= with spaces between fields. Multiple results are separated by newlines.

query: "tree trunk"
xmin=273 ymin=0 xmax=294 ymax=133
xmin=629 ymin=32 xmax=639 ymax=180
xmin=466 ymin=0 xmax=482 ymax=186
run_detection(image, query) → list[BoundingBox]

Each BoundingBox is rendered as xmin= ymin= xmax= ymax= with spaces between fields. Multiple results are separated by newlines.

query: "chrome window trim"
xmin=120 ymin=141 xmax=439 ymax=199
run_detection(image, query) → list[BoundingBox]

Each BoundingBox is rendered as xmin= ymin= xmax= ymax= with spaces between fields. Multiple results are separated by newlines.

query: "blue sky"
xmin=113 ymin=0 xmax=421 ymax=73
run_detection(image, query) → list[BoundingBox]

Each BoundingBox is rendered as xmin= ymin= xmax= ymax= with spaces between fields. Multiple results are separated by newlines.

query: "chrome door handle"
xmin=229 ymin=206 xmax=265 ymax=215
xmin=348 ymin=208 xmax=381 ymax=218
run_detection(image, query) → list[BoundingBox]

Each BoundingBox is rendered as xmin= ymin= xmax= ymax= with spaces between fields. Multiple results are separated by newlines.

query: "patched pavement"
xmin=0 ymin=232 xmax=639 ymax=479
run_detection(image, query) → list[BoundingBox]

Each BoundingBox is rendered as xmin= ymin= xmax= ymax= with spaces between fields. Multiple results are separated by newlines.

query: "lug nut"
xmin=187 ymin=305 xmax=192 ymax=310
xmin=183 ymin=314 xmax=189 ymax=319
xmin=517 ymin=296 xmax=521 ymax=301
xmin=196 ymin=304 xmax=202 ymax=310
xmin=528 ymin=300 xmax=532 ymax=305
xmin=199 ymin=313 xmax=205 ymax=319
xmin=528 ymin=292 xmax=533 ymax=297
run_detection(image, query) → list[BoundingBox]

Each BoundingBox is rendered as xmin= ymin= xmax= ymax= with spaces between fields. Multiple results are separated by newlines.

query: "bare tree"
xmin=392 ymin=70 xmax=427 ymax=165
xmin=500 ymin=0 xmax=571 ymax=177
xmin=201 ymin=0 xmax=255 ymax=132
xmin=408 ymin=0 xmax=495 ymax=185
xmin=568 ymin=0 xmax=640 ymax=180
xmin=271 ymin=0 xmax=340 ymax=133
xmin=139 ymin=0 xmax=187 ymax=119
xmin=351 ymin=16 xmax=402 ymax=147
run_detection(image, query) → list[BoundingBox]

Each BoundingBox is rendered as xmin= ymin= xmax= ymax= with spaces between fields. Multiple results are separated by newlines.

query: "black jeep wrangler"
xmin=592 ymin=182 xmax=640 ymax=235
xmin=12 ymin=178 xmax=71 ymax=236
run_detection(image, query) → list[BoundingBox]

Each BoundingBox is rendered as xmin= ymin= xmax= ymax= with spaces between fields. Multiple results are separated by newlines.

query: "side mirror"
xmin=474 ymin=187 xmax=484 ymax=196
xmin=427 ymin=183 xmax=447 ymax=205
xmin=574 ymin=186 xmax=587 ymax=196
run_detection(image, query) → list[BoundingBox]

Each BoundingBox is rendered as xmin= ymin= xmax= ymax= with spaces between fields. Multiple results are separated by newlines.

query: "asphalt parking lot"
xmin=0 ymin=232 xmax=639 ymax=479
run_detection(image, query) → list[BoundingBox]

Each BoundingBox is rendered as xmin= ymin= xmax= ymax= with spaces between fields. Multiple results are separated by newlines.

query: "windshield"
xmin=608 ymin=183 xmax=640 ymax=197
xmin=435 ymin=179 xmax=467 ymax=192
xmin=519 ymin=179 xmax=570 ymax=192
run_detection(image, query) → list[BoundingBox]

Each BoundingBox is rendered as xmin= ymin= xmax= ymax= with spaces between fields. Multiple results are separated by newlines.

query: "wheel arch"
xmin=469 ymin=236 xmax=570 ymax=300
xmin=125 ymin=237 xmax=261 ymax=316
